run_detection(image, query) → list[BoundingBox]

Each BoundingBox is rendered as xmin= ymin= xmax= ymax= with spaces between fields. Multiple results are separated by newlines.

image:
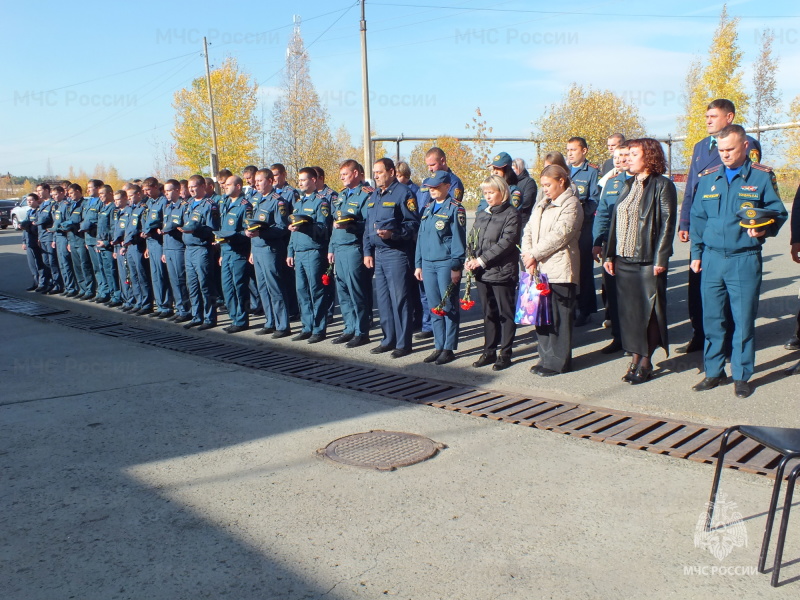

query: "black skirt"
xmin=615 ymin=257 xmax=669 ymax=357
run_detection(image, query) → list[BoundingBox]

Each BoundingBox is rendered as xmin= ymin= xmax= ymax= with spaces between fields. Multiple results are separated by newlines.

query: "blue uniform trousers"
xmin=125 ymin=242 xmax=152 ymax=309
xmin=68 ymin=233 xmax=95 ymax=295
xmin=221 ymin=249 xmax=250 ymax=327
xmin=185 ymin=245 xmax=216 ymax=324
xmin=116 ymin=250 xmax=133 ymax=306
xmin=421 ymin=260 xmax=460 ymax=351
xmin=164 ymin=249 xmax=191 ymax=317
xmin=97 ymin=247 xmax=120 ymax=302
xmin=56 ymin=234 xmax=78 ymax=292
xmin=146 ymin=238 xmax=172 ymax=312
xmin=86 ymin=243 xmax=104 ymax=297
xmin=252 ymin=245 xmax=289 ymax=331
xmin=25 ymin=243 xmax=49 ymax=287
xmin=334 ymin=245 xmax=371 ymax=337
xmin=55 ymin=235 xmax=77 ymax=293
xmin=41 ymin=241 xmax=62 ymax=290
xmin=418 ymin=280 xmax=432 ymax=332
xmin=248 ymin=264 xmax=261 ymax=312
xmin=294 ymin=248 xmax=328 ymax=335
xmin=375 ymin=248 xmax=413 ymax=350
xmin=701 ymin=249 xmax=762 ymax=382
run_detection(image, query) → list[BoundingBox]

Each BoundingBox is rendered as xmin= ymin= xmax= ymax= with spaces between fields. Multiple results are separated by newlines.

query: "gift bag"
xmin=514 ymin=270 xmax=552 ymax=326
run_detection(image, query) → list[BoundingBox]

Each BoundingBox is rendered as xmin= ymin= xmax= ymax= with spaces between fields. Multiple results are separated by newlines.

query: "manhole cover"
xmin=318 ymin=430 xmax=445 ymax=471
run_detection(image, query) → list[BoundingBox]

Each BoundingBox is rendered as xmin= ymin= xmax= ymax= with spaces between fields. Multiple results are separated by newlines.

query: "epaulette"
xmin=699 ymin=165 xmax=722 ymax=177
xmin=451 ymin=200 xmax=464 ymax=208
xmin=751 ymin=163 xmax=773 ymax=173
xmin=271 ymin=192 xmax=282 ymax=200
xmin=361 ymin=185 xmax=375 ymax=194
xmin=588 ymin=162 xmax=598 ymax=170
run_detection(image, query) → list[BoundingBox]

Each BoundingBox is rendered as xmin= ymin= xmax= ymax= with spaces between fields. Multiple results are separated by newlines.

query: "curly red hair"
xmin=627 ymin=138 xmax=667 ymax=176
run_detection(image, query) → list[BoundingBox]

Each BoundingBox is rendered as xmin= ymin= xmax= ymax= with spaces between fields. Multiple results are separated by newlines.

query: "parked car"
xmin=10 ymin=198 xmax=31 ymax=229
xmin=0 ymin=199 xmax=16 ymax=229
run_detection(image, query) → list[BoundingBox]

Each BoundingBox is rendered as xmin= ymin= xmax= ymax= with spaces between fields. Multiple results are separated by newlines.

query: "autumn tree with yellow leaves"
xmin=679 ymin=5 xmax=748 ymax=163
xmin=534 ymin=84 xmax=646 ymax=166
xmin=172 ymin=57 xmax=259 ymax=175
xmin=409 ymin=136 xmax=483 ymax=207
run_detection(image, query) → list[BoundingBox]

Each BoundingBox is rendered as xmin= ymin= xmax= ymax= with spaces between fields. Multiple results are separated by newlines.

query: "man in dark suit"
xmin=786 ymin=184 xmax=800 ymax=353
xmin=676 ymin=99 xmax=762 ymax=353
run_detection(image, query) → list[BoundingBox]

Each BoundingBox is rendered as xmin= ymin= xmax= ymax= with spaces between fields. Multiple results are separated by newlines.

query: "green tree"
xmin=534 ymin=83 xmax=646 ymax=165
xmin=679 ymin=5 xmax=747 ymax=162
xmin=172 ymin=57 xmax=259 ymax=175
xmin=267 ymin=24 xmax=337 ymax=184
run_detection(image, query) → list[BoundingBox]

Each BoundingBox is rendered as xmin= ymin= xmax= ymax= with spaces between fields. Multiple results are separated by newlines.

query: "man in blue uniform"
xmin=591 ymin=143 xmax=632 ymax=353
xmin=179 ymin=174 xmax=219 ymax=330
xmin=20 ymin=194 xmax=50 ymax=291
xmin=566 ymin=136 xmax=600 ymax=326
xmin=35 ymin=183 xmax=61 ymax=294
xmin=287 ymin=167 xmax=332 ymax=343
xmin=80 ymin=180 xmax=104 ymax=301
xmin=51 ymin=185 xmax=79 ymax=297
xmin=414 ymin=147 xmax=465 ymax=341
xmin=313 ymin=166 xmax=339 ymax=319
xmin=272 ymin=163 xmax=301 ymax=319
xmin=364 ymin=158 xmax=421 ymax=358
xmin=242 ymin=166 xmax=258 ymax=201
xmin=241 ymin=165 xmax=261 ymax=315
xmin=329 ymin=160 xmax=373 ymax=348
xmin=94 ymin=185 xmax=122 ymax=307
xmin=65 ymin=183 xmax=96 ymax=300
xmin=599 ymin=134 xmax=625 ymax=178
xmin=216 ymin=176 xmax=253 ymax=333
xmin=161 ymin=179 xmax=192 ymax=323
xmin=689 ymin=125 xmax=787 ymax=398
xmin=111 ymin=190 xmax=135 ymax=311
xmin=141 ymin=177 xmax=173 ymax=318
xmin=678 ymin=99 xmax=762 ymax=354
xmin=414 ymin=171 xmax=466 ymax=365
xmin=396 ymin=162 xmax=419 ymax=196
xmin=247 ymin=168 xmax=292 ymax=338
xmin=121 ymin=183 xmax=153 ymax=314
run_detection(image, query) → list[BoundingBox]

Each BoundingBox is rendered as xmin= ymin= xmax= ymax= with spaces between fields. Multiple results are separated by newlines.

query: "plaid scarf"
xmin=615 ymin=174 xmax=648 ymax=258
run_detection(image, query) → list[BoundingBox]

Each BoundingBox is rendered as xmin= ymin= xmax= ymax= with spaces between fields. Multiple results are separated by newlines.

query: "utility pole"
xmin=203 ymin=36 xmax=220 ymax=187
xmin=360 ymin=1 xmax=373 ymax=178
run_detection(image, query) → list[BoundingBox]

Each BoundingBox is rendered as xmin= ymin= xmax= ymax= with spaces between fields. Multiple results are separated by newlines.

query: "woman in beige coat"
xmin=521 ymin=165 xmax=584 ymax=375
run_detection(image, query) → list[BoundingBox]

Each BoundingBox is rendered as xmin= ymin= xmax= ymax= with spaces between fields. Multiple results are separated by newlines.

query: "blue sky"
xmin=2 ymin=0 xmax=799 ymax=178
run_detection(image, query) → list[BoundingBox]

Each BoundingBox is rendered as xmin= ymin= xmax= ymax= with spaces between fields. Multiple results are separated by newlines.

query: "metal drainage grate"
xmin=0 ymin=292 xmax=789 ymax=479
xmin=318 ymin=430 xmax=445 ymax=471
xmin=0 ymin=294 xmax=67 ymax=317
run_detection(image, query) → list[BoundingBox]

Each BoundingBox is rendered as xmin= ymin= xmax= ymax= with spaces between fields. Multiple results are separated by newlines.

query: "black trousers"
xmin=476 ymin=280 xmax=517 ymax=357
xmin=602 ymin=270 xmax=620 ymax=342
xmin=536 ymin=282 xmax=576 ymax=373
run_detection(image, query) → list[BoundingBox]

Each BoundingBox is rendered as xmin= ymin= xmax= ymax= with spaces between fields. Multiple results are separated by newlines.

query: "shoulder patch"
xmin=588 ymin=162 xmax=598 ymax=170
xmin=751 ymin=162 xmax=773 ymax=173
xmin=453 ymin=187 xmax=463 ymax=201
xmin=407 ymin=198 xmax=417 ymax=213
xmin=749 ymin=148 xmax=762 ymax=164
xmin=699 ymin=165 xmax=722 ymax=177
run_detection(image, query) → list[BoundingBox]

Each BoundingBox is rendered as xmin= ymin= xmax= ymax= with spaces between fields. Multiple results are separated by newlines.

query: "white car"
xmin=10 ymin=198 xmax=32 ymax=230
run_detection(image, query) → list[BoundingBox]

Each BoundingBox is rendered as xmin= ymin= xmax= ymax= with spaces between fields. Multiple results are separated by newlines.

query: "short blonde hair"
xmin=480 ymin=174 xmax=510 ymax=204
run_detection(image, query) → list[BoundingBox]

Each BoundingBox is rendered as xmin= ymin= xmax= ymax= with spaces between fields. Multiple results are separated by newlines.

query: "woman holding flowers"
xmin=464 ymin=175 xmax=521 ymax=371
xmin=414 ymin=171 xmax=467 ymax=365
xmin=521 ymin=165 xmax=583 ymax=376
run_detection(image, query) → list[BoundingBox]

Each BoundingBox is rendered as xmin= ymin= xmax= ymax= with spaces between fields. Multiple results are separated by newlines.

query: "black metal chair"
xmin=706 ymin=425 xmax=800 ymax=587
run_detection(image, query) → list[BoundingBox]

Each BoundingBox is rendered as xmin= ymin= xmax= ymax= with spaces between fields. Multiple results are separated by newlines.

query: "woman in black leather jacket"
xmin=603 ymin=138 xmax=677 ymax=384
xmin=464 ymin=175 xmax=521 ymax=370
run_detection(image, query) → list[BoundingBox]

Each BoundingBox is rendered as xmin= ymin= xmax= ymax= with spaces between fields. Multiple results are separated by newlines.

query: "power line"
xmin=369 ymin=2 xmax=800 ymax=19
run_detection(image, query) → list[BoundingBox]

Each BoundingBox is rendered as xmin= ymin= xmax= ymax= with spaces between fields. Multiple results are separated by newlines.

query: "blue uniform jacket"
xmin=330 ymin=185 xmax=373 ymax=251
xmin=123 ymin=203 xmax=147 ymax=246
xmin=142 ymin=195 xmax=168 ymax=238
xmin=363 ymin=180 xmax=420 ymax=256
xmin=65 ymin=198 xmax=87 ymax=236
xmin=414 ymin=197 xmax=467 ymax=271
xmin=35 ymin=200 xmax=56 ymax=242
xmin=417 ymin=169 xmax=465 ymax=213
xmin=275 ymin=185 xmax=300 ymax=207
xmin=318 ymin=185 xmax=339 ymax=205
xmin=249 ymin=191 xmax=290 ymax=248
xmin=217 ymin=195 xmax=253 ymax=254
xmin=181 ymin=199 xmax=219 ymax=247
xmin=477 ymin=184 xmax=522 ymax=213
xmin=95 ymin=202 xmax=117 ymax=245
xmin=288 ymin=193 xmax=332 ymax=256
xmin=593 ymin=172 xmax=631 ymax=246
xmin=162 ymin=200 xmax=187 ymax=250
xmin=52 ymin=201 xmax=70 ymax=235
xmin=112 ymin=206 xmax=128 ymax=246
xmin=79 ymin=196 xmax=101 ymax=243
xmin=690 ymin=160 xmax=787 ymax=261
xmin=570 ymin=162 xmax=600 ymax=217
xmin=20 ymin=207 xmax=39 ymax=246
xmin=679 ymin=134 xmax=761 ymax=232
